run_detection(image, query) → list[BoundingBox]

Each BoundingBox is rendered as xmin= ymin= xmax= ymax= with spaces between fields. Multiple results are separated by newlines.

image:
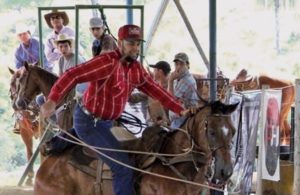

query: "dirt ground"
xmin=0 ymin=186 xmax=33 ymax=195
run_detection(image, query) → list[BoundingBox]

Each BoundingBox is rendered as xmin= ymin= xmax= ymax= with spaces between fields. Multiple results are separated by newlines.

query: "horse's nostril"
xmin=221 ymin=168 xmax=233 ymax=179
xmin=16 ymin=99 xmax=26 ymax=109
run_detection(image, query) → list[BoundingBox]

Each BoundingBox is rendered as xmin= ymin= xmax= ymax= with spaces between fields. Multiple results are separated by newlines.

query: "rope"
xmin=117 ymin=110 xmax=148 ymax=135
xmin=46 ymin=120 xmax=240 ymax=194
xmin=51 ymin=123 xmax=193 ymax=157
xmin=97 ymin=5 xmax=118 ymax=42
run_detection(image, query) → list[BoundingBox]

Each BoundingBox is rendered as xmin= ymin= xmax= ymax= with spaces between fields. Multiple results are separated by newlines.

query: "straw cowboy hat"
xmin=44 ymin=9 xmax=69 ymax=28
xmin=15 ymin=23 xmax=35 ymax=35
xmin=53 ymin=34 xmax=74 ymax=47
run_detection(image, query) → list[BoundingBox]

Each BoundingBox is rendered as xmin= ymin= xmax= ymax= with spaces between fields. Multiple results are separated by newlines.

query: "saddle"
xmin=41 ymin=125 xmax=168 ymax=169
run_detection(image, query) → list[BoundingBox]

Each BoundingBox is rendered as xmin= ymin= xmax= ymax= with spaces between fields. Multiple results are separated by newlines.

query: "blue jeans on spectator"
xmin=74 ymin=105 xmax=134 ymax=195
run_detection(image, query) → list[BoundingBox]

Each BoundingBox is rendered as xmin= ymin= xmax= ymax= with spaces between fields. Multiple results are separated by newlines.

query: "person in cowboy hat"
xmin=89 ymin=17 xmax=117 ymax=57
xmin=13 ymin=23 xmax=51 ymax=134
xmin=41 ymin=24 xmax=189 ymax=195
xmin=168 ymin=52 xmax=199 ymax=128
xmin=44 ymin=9 xmax=75 ymax=69
xmin=54 ymin=34 xmax=86 ymax=95
xmin=14 ymin=23 xmax=51 ymax=71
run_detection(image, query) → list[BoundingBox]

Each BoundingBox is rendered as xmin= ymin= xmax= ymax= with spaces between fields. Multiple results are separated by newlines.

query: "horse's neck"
xmin=164 ymin=109 xmax=209 ymax=154
xmin=33 ymin=69 xmax=58 ymax=96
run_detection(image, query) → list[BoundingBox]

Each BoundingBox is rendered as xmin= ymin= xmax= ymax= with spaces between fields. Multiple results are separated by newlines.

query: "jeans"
xmin=170 ymin=116 xmax=186 ymax=129
xmin=74 ymin=105 xmax=133 ymax=195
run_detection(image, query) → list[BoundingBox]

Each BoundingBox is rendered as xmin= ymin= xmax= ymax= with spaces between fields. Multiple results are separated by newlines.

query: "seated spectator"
xmin=129 ymin=61 xmax=171 ymax=126
xmin=168 ymin=52 xmax=199 ymax=128
xmin=14 ymin=23 xmax=51 ymax=71
xmin=54 ymin=34 xmax=86 ymax=95
xmin=89 ymin=17 xmax=117 ymax=56
xmin=44 ymin=9 xmax=74 ymax=72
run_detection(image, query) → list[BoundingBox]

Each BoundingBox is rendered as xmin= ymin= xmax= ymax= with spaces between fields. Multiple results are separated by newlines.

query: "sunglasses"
xmin=50 ymin=15 xmax=62 ymax=20
xmin=91 ymin=27 xmax=102 ymax=31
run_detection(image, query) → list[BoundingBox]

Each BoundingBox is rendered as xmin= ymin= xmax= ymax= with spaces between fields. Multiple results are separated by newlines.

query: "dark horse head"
xmin=184 ymin=101 xmax=239 ymax=184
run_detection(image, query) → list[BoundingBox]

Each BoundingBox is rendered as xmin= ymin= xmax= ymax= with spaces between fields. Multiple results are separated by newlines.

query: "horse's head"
xmin=12 ymin=63 xmax=41 ymax=110
xmin=9 ymin=67 xmax=24 ymax=110
xmin=187 ymin=101 xmax=238 ymax=184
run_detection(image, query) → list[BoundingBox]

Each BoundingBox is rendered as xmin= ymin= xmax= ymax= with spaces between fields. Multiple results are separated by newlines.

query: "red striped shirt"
xmin=48 ymin=50 xmax=184 ymax=120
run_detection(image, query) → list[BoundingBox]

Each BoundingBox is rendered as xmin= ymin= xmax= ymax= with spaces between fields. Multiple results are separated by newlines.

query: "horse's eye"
xmin=210 ymin=131 xmax=215 ymax=136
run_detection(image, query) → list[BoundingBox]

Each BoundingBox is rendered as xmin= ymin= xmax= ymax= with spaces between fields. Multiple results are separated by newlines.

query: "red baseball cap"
xmin=118 ymin=24 xmax=144 ymax=41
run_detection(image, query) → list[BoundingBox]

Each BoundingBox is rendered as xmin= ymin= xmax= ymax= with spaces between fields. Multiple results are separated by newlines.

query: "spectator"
xmin=54 ymin=34 xmax=86 ymax=95
xmin=168 ymin=52 xmax=199 ymax=128
xmin=14 ymin=23 xmax=51 ymax=71
xmin=89 ymin=17 xmax=117 ymax=56
xmin=44 ymin=9 xmax=74 ymax=71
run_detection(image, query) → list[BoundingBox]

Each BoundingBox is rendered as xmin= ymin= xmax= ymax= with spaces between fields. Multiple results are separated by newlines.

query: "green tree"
xmin=0 ymin=0 xmax=53 ymax=12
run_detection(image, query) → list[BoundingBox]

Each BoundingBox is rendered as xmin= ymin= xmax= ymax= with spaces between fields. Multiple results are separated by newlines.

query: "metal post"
xmin=209 ymin=0 xmax=217 ymax=102
xmin=290 ymin=105 xmax=295 ymax=162
xmin=17 ymin=126 xmax=55 ymax=186
xmin=293 ymin=79 xmax=300 ymax=195
xmin=38 ymin=9 xmax=43 ymax=68
xmin=126 ymin=0 xmax=133 ymax=24
xmin=173 ymin=0 xmax=209 ymax=70
xmin=75 ymin=6 xmax=79 ymax=65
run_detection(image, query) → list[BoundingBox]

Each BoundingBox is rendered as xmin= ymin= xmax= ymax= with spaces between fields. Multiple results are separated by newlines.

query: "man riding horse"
xmin=41 ymin=24 xmax=194 ymax=195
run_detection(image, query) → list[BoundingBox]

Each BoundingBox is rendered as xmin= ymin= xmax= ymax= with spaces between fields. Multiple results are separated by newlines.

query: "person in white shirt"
xmin=44 ymin=9 xmax=75 ymax=70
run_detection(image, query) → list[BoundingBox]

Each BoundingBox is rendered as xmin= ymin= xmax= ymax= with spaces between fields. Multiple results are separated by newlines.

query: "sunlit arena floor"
xmin=0 ymin=186 xmax=33 ymax=195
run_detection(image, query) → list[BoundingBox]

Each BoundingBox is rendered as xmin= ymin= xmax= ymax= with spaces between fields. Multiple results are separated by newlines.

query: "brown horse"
xmin=12 ymin=64 xmax=75 ymax=131
xmin=9 ymin=68 xmax=40 ymax=185
xmin=230 ymin=69 xmax=295 ymax=145
xmin=33 ymin=101 xmax=238 ymax=195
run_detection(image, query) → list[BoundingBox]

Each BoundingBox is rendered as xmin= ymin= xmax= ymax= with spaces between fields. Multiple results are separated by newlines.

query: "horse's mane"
xmin=27 ymin=65 xmax=58 ymax=85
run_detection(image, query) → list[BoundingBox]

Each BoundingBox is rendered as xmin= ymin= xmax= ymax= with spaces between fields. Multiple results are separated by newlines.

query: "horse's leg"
xmin=280 ymin=102 xmax=292 ymax=145
xmin=19 ymin=121 xmax=34 ymax=186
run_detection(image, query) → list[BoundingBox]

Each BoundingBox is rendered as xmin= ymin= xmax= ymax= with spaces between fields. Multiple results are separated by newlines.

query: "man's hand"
xmin=41 ymin=100 xmax=56 ymax=118
xmin=169 ymin=70 xmax=180 ymax=81
xmin=180 ymin=106 xmax=198 ymax=117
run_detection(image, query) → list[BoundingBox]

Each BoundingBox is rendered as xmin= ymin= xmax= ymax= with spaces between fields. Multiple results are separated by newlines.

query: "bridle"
xmin=185 ymin=105 xmax=233 ymax=181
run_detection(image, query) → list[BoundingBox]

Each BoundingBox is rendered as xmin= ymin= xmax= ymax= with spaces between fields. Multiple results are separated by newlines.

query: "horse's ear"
xmin=211 ymin=101 xmax=239 ymax=115
xmin=222 ymin=102 xmax=240 ymax=114
xmin=24 ymin=62 xmax=29 ymax=70
xmin=8 ymin=67 xmax=15 ymax=75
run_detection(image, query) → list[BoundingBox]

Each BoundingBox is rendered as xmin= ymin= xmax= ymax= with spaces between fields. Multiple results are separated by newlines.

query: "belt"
xmin=78 ymin=103 xmax=102 ymax=122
